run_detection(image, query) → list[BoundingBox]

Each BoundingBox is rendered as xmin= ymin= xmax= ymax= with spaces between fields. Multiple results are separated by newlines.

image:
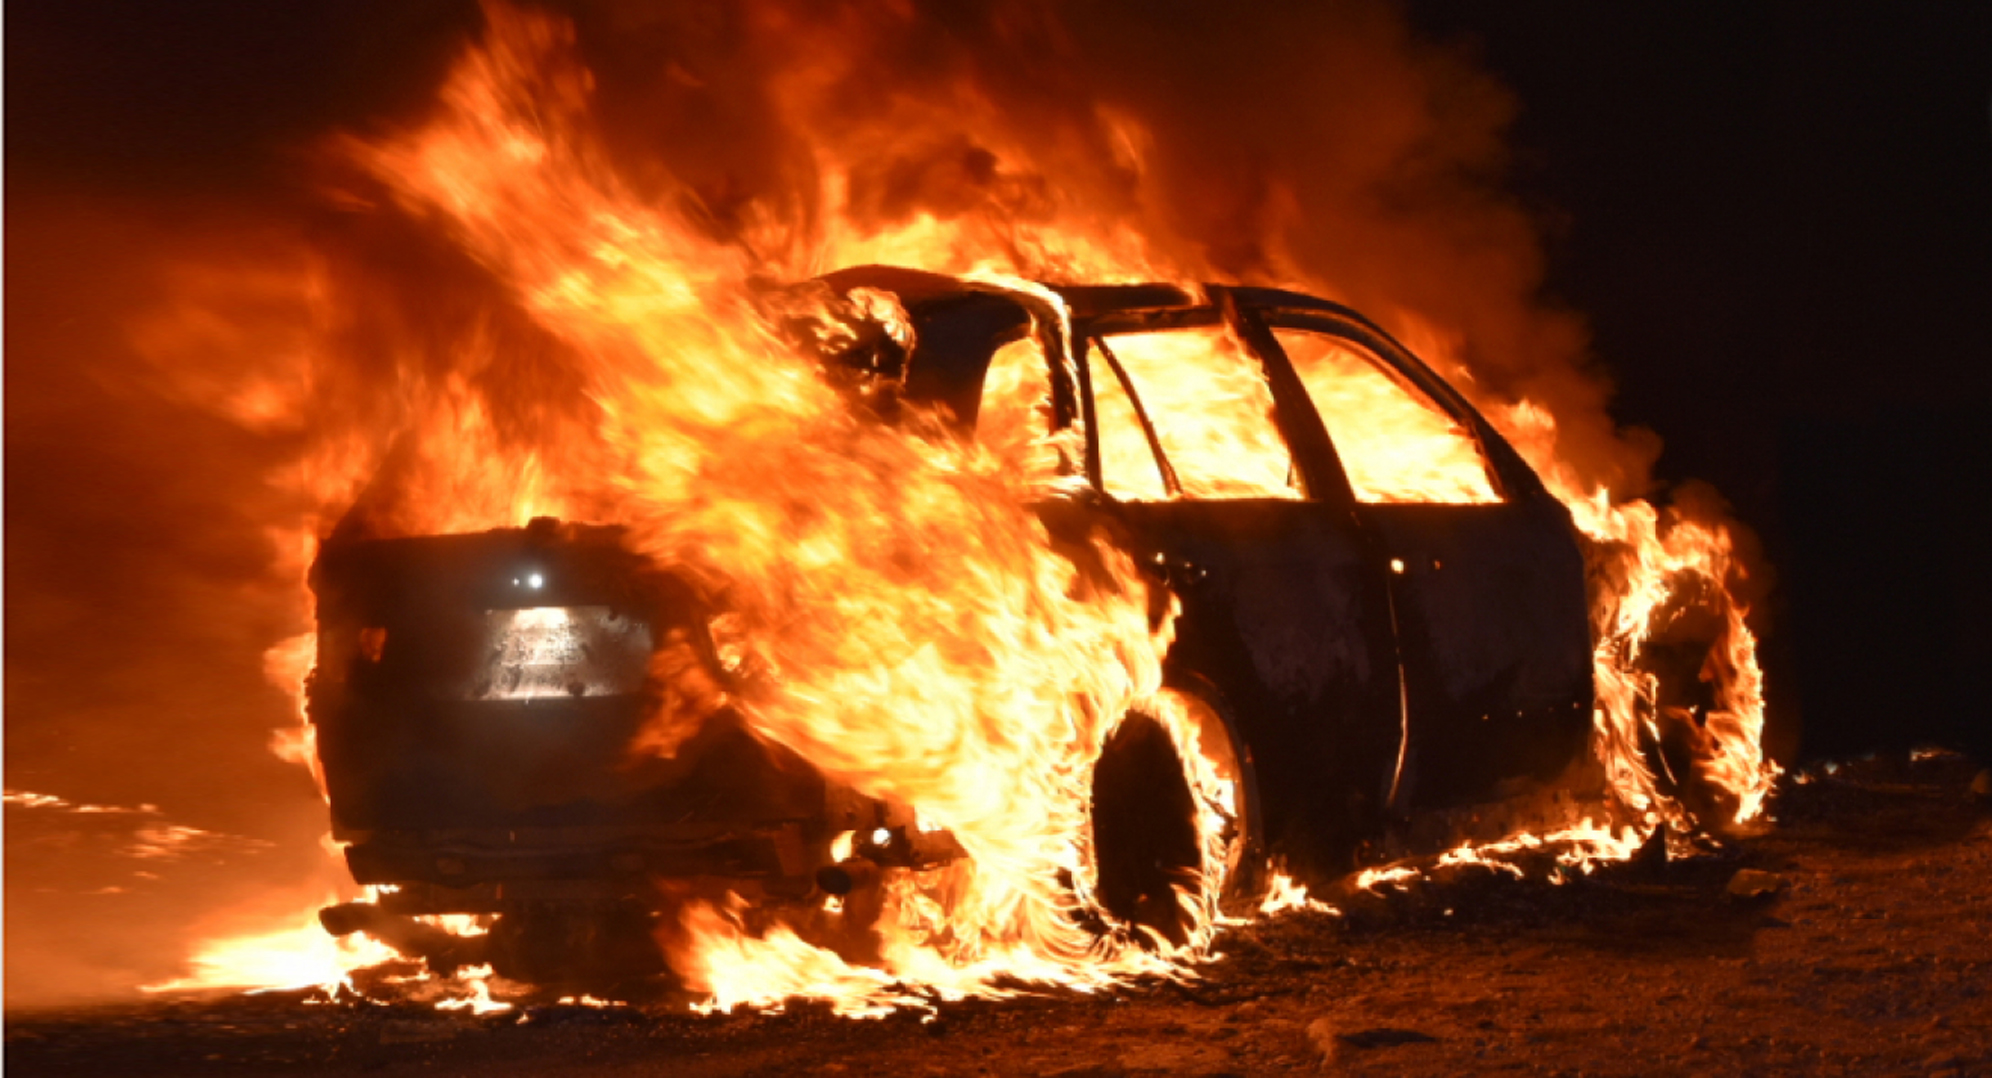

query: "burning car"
xmin=308 ymin=267 xmax=1593 ymax=982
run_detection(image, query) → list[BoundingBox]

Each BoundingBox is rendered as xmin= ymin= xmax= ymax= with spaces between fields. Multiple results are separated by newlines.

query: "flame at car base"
xmin=144 ymin=2 xmax=1774 ymax=1016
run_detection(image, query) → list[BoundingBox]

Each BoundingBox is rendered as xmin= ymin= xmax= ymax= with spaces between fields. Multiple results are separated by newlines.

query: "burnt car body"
xmin=310 ymin=523 xmax=959 ymax=978
xmin=308 ymin=267 xmax=1593 ymax=973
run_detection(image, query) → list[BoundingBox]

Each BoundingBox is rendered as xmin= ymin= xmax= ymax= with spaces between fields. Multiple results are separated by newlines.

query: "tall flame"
xmin=135 ymin=1 xmax=1775 ymax=1012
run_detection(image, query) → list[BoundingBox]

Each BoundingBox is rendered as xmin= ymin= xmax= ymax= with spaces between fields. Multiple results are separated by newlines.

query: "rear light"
xmin=453 ymin=605 xmax=654 ymax=700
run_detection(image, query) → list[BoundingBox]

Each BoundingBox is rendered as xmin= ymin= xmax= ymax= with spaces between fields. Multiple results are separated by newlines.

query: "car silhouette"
xmin=308 ymin=266 xmax=1593 ymax=980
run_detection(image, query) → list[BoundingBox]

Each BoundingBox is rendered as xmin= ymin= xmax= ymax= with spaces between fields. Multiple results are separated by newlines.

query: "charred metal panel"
xmin=1360 ymin=503 xmax=1594 ymax=807
xmin=341 ymin=815 xmax=805 ymax=889
xmin=1070 ymin=305 xmax=1219 ymax=337
xmin=1233 ymin=299 xmax=1594 ymax=809
xmin=1105 ymin=500 xmax=1401 ymax=876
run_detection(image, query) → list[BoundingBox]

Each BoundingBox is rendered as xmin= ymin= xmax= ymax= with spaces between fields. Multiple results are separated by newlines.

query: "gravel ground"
xmin=9 ymin=751 xmax=1990 ymax=1077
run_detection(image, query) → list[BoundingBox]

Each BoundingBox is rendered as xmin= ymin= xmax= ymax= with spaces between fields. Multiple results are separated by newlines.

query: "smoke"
xmin=5 ymin=199 xmax=353 ymax=1006
xmin=7 ymin=0 xmax=1718 ymax=1005
xmin=539 ymin=0 xmax=1654 ymax=495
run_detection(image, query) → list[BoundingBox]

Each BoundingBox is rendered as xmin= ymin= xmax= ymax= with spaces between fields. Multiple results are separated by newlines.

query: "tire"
xmin=1166 ymin=674 xmax=1265 ymax=909
xmin=1088 ymin=684 xmax=1259 ymax=947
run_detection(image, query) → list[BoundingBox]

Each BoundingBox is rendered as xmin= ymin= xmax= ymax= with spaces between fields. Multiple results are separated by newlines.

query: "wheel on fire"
xmin=1088 ymin=687 xmax=1256 ymax=947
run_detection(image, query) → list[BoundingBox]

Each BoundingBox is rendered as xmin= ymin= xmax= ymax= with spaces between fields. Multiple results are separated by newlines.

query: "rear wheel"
xmin=1088 ymin=686 xmax=1257 ymax=946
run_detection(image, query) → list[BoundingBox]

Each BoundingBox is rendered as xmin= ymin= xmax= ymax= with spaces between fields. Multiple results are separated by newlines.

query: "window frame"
xmin=1250 ymin=305 xmax=1517 ymax=506
xmin=1060 ymin=287 xmax=1539 ymax=509
xmin=1076 ymin=312 xmax=1313 ymax=504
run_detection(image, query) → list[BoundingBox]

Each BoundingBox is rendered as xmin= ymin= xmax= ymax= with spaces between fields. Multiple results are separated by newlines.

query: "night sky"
xmin=9 ymin=0 xmax=1991 ymax=776
xmin=1403 ymin=4 xmax=1992 ymax=762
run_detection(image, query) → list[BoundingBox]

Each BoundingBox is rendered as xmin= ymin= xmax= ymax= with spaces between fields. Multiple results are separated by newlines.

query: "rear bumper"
xmin=345 ymin=821 xmax=817 ymax=891
xmin=341 ymin=804 xmax=965 ymax=916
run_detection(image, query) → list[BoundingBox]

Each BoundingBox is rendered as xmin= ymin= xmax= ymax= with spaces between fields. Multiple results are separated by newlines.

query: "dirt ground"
xmin=8 ymin=750 xmax=1991 ymax=1077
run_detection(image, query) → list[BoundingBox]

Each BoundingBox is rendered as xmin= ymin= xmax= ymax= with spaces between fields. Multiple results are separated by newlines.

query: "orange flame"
xmin=1496 ymin=399 xmax=1778 ymax=828
xmin=139 ymin=0 xmax=1775 ymax=1013
xmin=141 ymin=904 xmax=396 ymax=996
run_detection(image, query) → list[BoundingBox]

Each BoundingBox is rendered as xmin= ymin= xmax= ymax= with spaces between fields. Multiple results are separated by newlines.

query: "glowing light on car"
xmin=453 ymin=606 xmax=653 ymax=701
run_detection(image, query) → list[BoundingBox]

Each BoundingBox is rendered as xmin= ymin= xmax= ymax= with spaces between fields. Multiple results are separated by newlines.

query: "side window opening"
xmin=1089 ymin=327 xmax=1302 ymax=502
xmin=1089 ymin=338 xmax=1171 ymax=502
xmin=975 ymin=332 xmax=1071 ymax=489
xmin=1274 ymin=329 xmax=1503 ymax=505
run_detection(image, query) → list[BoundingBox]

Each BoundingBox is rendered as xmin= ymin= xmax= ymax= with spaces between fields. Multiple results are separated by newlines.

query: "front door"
xmin=1254 ymin=311 xmax=1594 ymax=811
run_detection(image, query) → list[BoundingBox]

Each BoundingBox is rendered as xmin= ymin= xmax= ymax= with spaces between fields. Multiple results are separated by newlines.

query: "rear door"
xmin=1065 ymin=305 xmax=1404 ymax=871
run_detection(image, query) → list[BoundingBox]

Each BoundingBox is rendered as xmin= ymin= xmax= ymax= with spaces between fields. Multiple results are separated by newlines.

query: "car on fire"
xmin=308 ymin=267 xmax=1594 ymax=981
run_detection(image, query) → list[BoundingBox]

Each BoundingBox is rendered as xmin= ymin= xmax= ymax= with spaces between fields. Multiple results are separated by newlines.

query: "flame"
xmin=1279 ymin=330 xmax=1501 ymax=504
xmin=263 ymin=632 xmax=325 ymax=797
xmin=1353 ymin=865 xmax=1423 ymax=894
xmin=1348 ymin=818 xmax=1645 ymax=899
xmin=1096 ymin=328 xmax=1302 ymax=499
xmin=4 ymin=790 xmax=156 ymax=815
xmin=142 ymin=905 xmax=396 ymax=995
xmin=143 ymin=902 xmax=502 ymax=1012
xmin=1258 ymin=871 xmax=1338 ymax=917
xmin=136 ymin=1 xmax=1776 ymax=1014
xmin=1494 ymin=400 xmax=1778 ymax=828
xmin=433 ymin=967 xmax=512 ymax=1016
xmin=1435 ymin=819 xmax=1646 ymax=878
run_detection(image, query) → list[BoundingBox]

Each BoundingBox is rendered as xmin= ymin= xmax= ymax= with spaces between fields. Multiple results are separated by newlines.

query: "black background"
xmin=1403 ymin=3 xmax=1992 ymax=763
xmin=9 ymin=0 xmax=1992 ymax=767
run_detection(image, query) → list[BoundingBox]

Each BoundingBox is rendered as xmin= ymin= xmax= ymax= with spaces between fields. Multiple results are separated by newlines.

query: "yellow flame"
xmin=148 ymin=1 xmax=1777 ymax=1014
xmin=142 ymin=906 xmax=395 ymax=995
xmin=1258 ymin=871 xmax=1338 ymax=917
